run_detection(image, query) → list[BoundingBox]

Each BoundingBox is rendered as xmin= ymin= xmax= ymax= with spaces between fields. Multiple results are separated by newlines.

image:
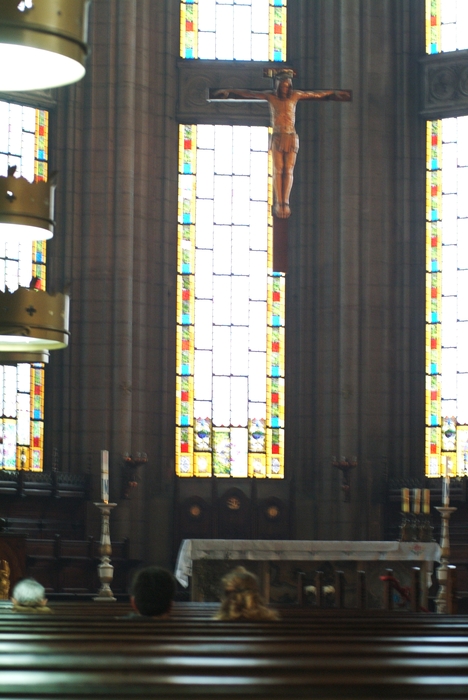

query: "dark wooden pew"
xmin=1 ymin=602 xmax=468 ymax=698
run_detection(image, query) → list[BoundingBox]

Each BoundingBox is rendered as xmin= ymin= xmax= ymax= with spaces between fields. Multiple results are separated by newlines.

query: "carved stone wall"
xmin=420 ymin=49 xmax=468 ymax=119
xmin=44 ymin=0 xmax=429 ymax=566
xmin=177 ymin=59 xmax=271 ymax=125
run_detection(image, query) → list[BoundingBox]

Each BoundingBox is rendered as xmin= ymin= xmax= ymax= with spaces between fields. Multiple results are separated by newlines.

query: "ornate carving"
xmin=22 ymin=472 xmax=51 ymax=483
xmin=209 ymin=77 xmax=350 ymax=219
xmin=0 ymin=559 xmax=10 ymax=599
xmin=459 ymin=65 xmax=468 ymax=97
xmin=420 ymin=49 xmax=468 ymax=119
xmin=185 ymin=75 xmax=212 ymax=108
xmin=55 ymin=473 xmax=87 ymax=486
xmin=429 ymin=67 xmax=457 ymax=101
xmin=189 ymin=504 xmax=202 ymax=518
xmin=226 ymin=496 xmax=241 ymax=511
xmin=0 ymin=470 xmax=18 ymax=482
xmin=266 ymin=504 xmax=280 ymax=520
xmin=177 ymin=59 xmax=272 ymax=125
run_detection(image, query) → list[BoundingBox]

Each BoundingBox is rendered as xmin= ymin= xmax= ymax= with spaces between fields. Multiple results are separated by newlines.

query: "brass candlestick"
xmin=93 ymin=501 xmax=117 ymax=602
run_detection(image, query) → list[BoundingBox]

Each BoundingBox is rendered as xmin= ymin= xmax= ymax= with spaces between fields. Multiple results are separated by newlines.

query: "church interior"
xmin=1 ymin=1 xmax=468 ymax=694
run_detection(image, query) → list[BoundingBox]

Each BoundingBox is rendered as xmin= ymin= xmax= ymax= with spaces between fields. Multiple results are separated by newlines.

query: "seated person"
xmin=214 ymin=566 xmax=279 ymax=621
xmin=11 ymin=578 xmax=52 ymax=613
xmin=130 ymin=566 xmax=175 ymax=618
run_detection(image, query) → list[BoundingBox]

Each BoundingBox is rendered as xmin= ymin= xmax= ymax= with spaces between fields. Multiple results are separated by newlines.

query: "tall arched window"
xmin=0 ymin=101 xmax=48 ymax=471
xmin=176 ymin=0 xmax=286 ymax=478
xmin=425 ymin=0 xmax=468 ymax=477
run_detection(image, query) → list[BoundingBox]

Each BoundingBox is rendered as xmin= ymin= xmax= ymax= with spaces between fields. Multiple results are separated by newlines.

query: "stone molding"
xmin=420 ymin=48 xmax=468 ymax=119
xmin=0 ymin=89 xmax=56 ymax=110
xmin=177 ymin=59 xmax=273 ymax=125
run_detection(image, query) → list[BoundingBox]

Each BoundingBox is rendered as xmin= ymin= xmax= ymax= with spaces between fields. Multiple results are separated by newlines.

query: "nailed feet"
xmin=273 ymin=202 xmax=291 ymax=219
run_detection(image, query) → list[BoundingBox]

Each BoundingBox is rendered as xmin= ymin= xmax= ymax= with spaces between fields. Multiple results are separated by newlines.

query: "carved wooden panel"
xmin=420 ymin=49 xmax=468 ymax=119
xmin=257 ymin=496 xmax=289 ymax=540
xmin=217 ymin=487 xmax=252 ymax=539
xmin=0 ymin=534 xmax=26 ymax=596
xmin=178 ymin=496 xmax=213 ymax=541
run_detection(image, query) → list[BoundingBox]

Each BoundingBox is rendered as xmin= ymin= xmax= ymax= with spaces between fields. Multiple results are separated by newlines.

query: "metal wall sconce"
xmin=0 ymin=0 xmax=90 ymax=92
xmin=332 ymin=456 xmax=358 ymax=502
xmin=121 ymin=453 xmax=148 ymax=499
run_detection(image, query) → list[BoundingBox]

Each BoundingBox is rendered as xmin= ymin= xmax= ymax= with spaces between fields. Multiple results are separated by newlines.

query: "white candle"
xmin=101 ymin=450 xmax=109 ymax=503
xmin=442 ymin=475 xmax=450 ymax=506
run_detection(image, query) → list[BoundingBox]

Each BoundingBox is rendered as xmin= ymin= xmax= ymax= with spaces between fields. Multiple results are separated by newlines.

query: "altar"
xmin=175 ymin=539 xmax=441 ymax=608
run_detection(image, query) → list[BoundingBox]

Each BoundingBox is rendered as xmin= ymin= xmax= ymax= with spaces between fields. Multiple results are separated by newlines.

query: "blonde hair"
xmin=215 ymin=566 xmax=279 ymax=621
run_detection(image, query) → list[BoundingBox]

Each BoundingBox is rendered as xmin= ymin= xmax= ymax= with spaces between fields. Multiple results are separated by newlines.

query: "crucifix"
xmin=209 ymin=68 xmax=352 ymax=220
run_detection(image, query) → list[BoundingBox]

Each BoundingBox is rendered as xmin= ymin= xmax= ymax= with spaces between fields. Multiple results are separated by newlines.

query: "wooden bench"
xmin=0 ymin=602 xmax=468 ymax=698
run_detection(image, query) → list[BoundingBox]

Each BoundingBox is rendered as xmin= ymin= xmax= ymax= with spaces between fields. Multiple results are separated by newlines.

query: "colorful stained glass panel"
xmin=176 ymin=124 xmax=284 ymax=478
xmin=180 ymin=0 xmax=286 ymax=61
xmin=426 ymin=115 xmax=468 ymax=477
xmin=426 ymin=0 xmax=468 ymax=53
xmin=0 ymin=102 xmax=47 ymax=471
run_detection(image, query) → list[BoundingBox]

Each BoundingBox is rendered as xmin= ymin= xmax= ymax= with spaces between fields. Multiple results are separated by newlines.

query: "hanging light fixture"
xmin=0 ymin=286 xmax=69 ymax=351
xmin=0 ymin=0 xmax=90 ymax=92
xmin=0 ymin=167 xmax=55 ymax=242
xmin=0 ymin=350 xmax=49 ymax=363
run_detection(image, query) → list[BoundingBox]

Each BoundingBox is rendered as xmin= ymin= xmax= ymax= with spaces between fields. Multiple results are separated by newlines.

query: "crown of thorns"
xmin=263 ymin=67 xmax=296 ymax=81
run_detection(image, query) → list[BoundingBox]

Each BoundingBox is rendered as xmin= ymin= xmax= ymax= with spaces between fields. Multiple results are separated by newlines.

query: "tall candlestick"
xmin=423 ymin=488 xmax=431 ymax=514
xmin=413 ymin=488 xmax=421 ymax=515
xmin=442 ymin=476 xmax=450 ymax=506
xmin=401 ymin=487 xmax=410 ymax=513
xmin=101 ymin=449 xmax=109 ymax=504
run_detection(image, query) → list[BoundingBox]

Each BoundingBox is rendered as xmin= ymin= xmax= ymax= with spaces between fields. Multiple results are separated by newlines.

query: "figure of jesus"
xmin=213 ymin=72 xmax=351 ymax=218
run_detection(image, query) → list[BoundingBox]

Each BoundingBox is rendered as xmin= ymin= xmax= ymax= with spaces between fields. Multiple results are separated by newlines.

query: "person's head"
xmin=130 ymin=566 xmax=176 ymax=617
xmin=215 ymin=566 xmax=279 ymax=621
xmin=11 ymin=578 xmax=47 ymax=608
xmin=276 ymin=77 xmax=292 ymax=99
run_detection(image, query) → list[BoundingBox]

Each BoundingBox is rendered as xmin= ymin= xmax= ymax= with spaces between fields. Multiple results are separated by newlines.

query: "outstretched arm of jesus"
xmin=295 ymin=89 xmax=352 ymax=102
xmin=209 ymin=88 xmax=270 ymax=101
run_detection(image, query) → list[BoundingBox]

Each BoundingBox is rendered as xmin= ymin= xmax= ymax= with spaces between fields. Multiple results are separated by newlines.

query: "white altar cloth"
xmin=175 ymin=539 xmax=441 ymax=587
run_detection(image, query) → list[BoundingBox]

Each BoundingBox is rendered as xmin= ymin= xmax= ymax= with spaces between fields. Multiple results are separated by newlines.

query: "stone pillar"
xmin=287 ymin=0 xmax=426 ymax=539
xmin=47 ymin=0 xmax=180 ymax=563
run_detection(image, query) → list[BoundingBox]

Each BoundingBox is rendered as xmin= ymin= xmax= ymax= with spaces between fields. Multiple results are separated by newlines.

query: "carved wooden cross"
xmin=209 ymin=68 xmax=352 ymax=271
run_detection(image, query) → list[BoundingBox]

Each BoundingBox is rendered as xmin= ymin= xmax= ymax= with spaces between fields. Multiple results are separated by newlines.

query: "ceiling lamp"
xmin=0 ymin=168 xmax=55 ymax=242
xmin=0 ymin=0 xmax=90 ymax=92
xmin=0 ymin=350 xmax=49 ymax=363
xmin=0 ymin=287 xmax=69 ymax=352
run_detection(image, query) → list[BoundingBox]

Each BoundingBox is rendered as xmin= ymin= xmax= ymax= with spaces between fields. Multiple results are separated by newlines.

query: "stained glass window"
xmin=425 ymin=117 xmax=468 ymax=477
xmin=180 ymin=0 xmax=287 ymax=61
xmin=425 ymin=2 xmax=468 ymax=476
xmin=177 ymin=0 xmax=286 ymax=478
xmin=176 ymin=124 xmax=285 ymax=478
xmin=426 ymin=0 xmax=468 ymax=54
xmin=0 ymin=101 xmax=48 ymax=471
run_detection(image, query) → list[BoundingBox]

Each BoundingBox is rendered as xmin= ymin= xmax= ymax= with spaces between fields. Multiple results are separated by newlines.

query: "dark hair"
xmin=130 ymin=566 xmax=176 ymax=617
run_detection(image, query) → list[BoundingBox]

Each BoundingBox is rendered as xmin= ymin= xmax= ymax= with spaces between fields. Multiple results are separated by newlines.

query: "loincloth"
xmin=270 ymin=131 xmax=299 ymax=153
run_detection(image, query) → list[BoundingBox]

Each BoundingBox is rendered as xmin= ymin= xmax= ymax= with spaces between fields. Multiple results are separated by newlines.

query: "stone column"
xmin=287 ymin=0 xmax=426 ymax=539
xmin=47 ymin=0 xmax=180 ymax=562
